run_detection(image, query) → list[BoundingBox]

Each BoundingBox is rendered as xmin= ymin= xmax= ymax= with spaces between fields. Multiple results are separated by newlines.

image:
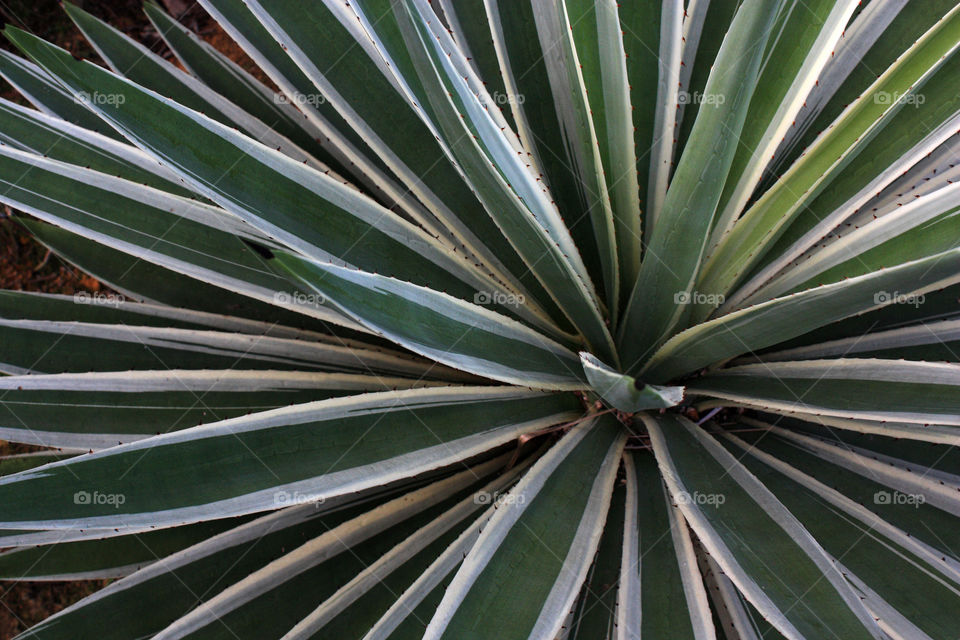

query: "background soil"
xmin=0 ymin=1 xmax=260 ymax=635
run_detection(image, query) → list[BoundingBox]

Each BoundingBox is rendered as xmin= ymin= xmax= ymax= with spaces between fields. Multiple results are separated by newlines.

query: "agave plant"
xmin=1 ymin=0 xmax=960 ymax=637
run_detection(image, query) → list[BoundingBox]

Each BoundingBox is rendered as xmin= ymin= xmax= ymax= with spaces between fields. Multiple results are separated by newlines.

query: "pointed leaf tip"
xmin=580 ymin=352 xmax=684 ymax=411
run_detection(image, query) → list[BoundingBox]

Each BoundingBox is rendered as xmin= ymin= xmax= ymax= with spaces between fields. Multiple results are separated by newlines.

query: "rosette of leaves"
xmin=1 ymin=1 xmax=960 ymax=638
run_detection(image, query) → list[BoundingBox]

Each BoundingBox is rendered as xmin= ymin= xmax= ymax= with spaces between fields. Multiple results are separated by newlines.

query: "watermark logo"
xmin=874 ymin=91 xmax=925 ymax=108
xmin=273 ymin=291 xmax=326 ymax=305
xmin=675 ymin=491 xmax=726 ymax=506
xmin=74 ymin=91 xmax=126 ymax=106
xmin=274 ymin=92 xmax=327 ymax=106
xmin=874 ymin=290 xmax=925 ymax=308
xmin=473 ymin=290 xmax=525 ymax=308
xmin=674 ymin=290 xmax=724 ymax=306
xmin=874 ymin=490 xmax=925 ymax=507
xmin=274 ymin=490 xmax=326 ymax=507
xmin=483 ymin=91 xmax=525 ymax=106
xmin=678 ymin=91 xmax=725 ymax=106
xmin=474 ymin=490 xmax=526 ymax=507
xmin=74 ymin=291 xmax=125 ymax=307
xmin=73 ymin=490 xmax=126 ymax=508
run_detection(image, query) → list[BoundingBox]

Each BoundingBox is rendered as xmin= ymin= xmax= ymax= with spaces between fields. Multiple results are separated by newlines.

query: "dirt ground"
xmin=0 ymin=1 xmax=260 ymax=635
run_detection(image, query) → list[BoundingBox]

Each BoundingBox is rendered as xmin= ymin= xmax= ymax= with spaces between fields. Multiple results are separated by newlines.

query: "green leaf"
xmin=697 ymin=4 xmax=960 ymax=308
xmin=12 ymin=485 xmax=405 ymax=639
xmin=277 ymin=253 xmax=587 ymax=389
xmin=750 ymin=182 xmax=960 ymax=301
xmin=690 ymin=359 xmax=960 ymax=426
xmin=434 ymin=0 xmax=517 ymax=132
xmin=671 ymin=0 xmax=741 ymax=165
xmin=566 ymin=476 xmax=625 ymax=640
xmin=385 ymin=0 xmax=616 ymax=358
xmin=728 ymin=44 xmax=960 ymax=311
xmin=0 ymin=96 xmax=194 ymax=197
xmin=423 ymin=415 xmax=625 ymax=640
xmin=644 ymin=413 xmax=883 ymax=639
xmin=619 ymin=0 xmax=670 ymax=240
xmin=484 ymin=0 xmax=609 ymax=298
xmin=221 ymin=0 xmax=564 ymax=330
xmin=620 ymin=451 xmax=715 ymax=639
xmin=729 ymin=420 xmax=960 ymax=579
xmin=0 ymin=145 xmax=363 ymax=331
xmin=159 ymin=453 xmax=528 ymax=640
xmin=567 ymin=0 xmax=642 ymax=312
xmin=0 ymin=517 xmax=248 ymax=580
xmin=0 ymin=49 xmax=126 ymax=141
xmin=708 ymin=0 xmax=860 ymax=249
xmin=643 ymin=246 xmax=960 ymax=382
xmin=0 ymin=386 xmax=580 ymax=529
xmin=5 ymin=28 xmax=495 ymax=310
xmin=0 ymin=370 xmax=439 ymax=449
xmin=773 ymin=0 xmax=958 ymax=177
xmin=619 ymin=0 xmax=785 ymax=370
xmin=747 ymin=312 xmax=960 ymax=364
xmin=723 ymin=428 xmax=960 ymax=638
xmin=62 ymin=3 xmax=333 ymax=176
xmin=143 ymin=1 xmax=354 ymax=177
xmin=580 ymin=352 xmax=683 ymax=412
xmin=20 ymin=218 xmax=353 ymax=333
xmin=0 ymin=311 xmax=433 ymax=380
xmin=0 ymin=452 xmax=78 ymax=477
xmin=529 ymin=0 xmax=620 ymax=314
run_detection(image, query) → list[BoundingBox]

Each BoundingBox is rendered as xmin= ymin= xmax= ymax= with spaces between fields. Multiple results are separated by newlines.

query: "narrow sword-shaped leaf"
xmin=531 ymin=0 xmax=620 ymax=314
xmin=423 ymin=416 xmax=626 ymax=640
xmin=0 ymin=289 xmax=371 ymax=345
xmin=753 ymin=181 xmax=960 ymax=301
xmin=484 ymin=0 xmax=608 ymax=296
xmin=727 ymin=62 xmax=960 ymax=312
xmin=565 ymin=476 xmax=625 ymax=640
xmin=11 ymin=483 xmax=414 ymax=639
xmin=690 ymin=359 xmax=960 ymax=426
xmin=0 ymin=49 xmax=126 ymax=141
xmin=0 ymin=96 xmax=193 ymax=197
xmin=0 ymin=319 xmax=435 ymax=378
xmin=726 ymin=420 xmax=960 ymax=582
xmin=19 ymin=219 xmax=361 ymax=333
xmin=278 ymin=253 xmax=587 ymax=389
xmin=749 ymin=315 xmax=960 ymax=364
xmin=697 ymin=5 xmax=960 ymax=308
xmin=708 ymin=0 xmax=860 ymax=250
xmin=226 ymin=0 xmax=564 ymax=329
xmin=0 ymin=370 xmax=440 ymax=449
xmin=5 ymin=29 xmax=499 ymax=309
xmin=671 ymin=0 xmax=741 ymax=166
xmin=387 ymin=0 xmax=615 ymax=358
xmin=142 ymin=1 xmax=354 ymax=178
xmin=62 ymin=3 xmax=338 ymax=177
xmin=642 ymin=0 xmax=682 ymax=238
xmin=0 ymin=386 xmax=581 ymax=529
xmin=619 ymin=451 xmax=715 ymax=640
xmin=643 ymin=246 xmax=960 ymax=382
xmin=171 ymin=452 xmax=534 ymax=640
xmin=619 ymin=0 xmax=785 ymax=371
xmin=0 ymin=517 xmax=248 ymax=581
xmin=436 ymin=0 xmax=517 ymax=132
xmin=153 ymin=456 xmax=514 ymax=640
xmin=771 ymin=0 xmax=956 ymax=178
xmin=721 ymin=430 xmax=960 ymax=638
xmin=566 ymin=0 xmax=641 ymax=314
xmin=644 ymin=413 xmax=883 ymax=639
xmin=0 ymin=144 xmax=368 ymax=331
